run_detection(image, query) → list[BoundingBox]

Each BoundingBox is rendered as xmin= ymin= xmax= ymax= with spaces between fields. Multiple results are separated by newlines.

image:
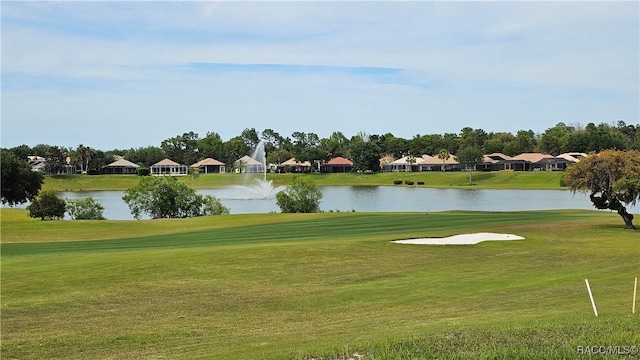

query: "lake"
xmin=28 ymin=186 xmax=636 ymax=220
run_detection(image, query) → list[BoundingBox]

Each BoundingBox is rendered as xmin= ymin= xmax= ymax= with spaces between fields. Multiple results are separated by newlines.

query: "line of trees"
xmin=4 ymin=121 xmax=640 ymax=175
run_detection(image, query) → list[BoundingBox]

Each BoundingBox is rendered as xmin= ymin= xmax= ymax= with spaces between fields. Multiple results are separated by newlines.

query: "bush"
xmin=393 ymin=180 xmax=403 ymax=185
xmin=122 ymin=176 xmax=229 ymax=219
xmin=417 ymin=181 xmax=425 ymax=185
xmin=559 ymin=177 xmax=567 ymax=187
xmin=27 ymin=190 xmax=66 ymax=220
xmin=66 ymin=197 xmax=106 ymax=220
xmin=87 ymin=169 xmax=100 ymax=175
xmin=276 ymin=177 xmax=323 ymax=213
xmin=405 ymin=180 xmax=414 ymax=185
xmin=137 ymin=167 xmax=150 ymax=176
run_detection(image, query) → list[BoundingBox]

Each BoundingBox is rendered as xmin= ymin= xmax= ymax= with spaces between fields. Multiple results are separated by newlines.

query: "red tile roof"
xmin=327 ymin=157 xmax=353 ymax=165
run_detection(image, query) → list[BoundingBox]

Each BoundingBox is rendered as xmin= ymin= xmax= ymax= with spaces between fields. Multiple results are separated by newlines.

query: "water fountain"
xmin=230 ymin=141 xmax=284 ymax=199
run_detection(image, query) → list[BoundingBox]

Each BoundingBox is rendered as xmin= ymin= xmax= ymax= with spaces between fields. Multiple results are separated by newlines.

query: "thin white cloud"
xmin=1 ymin=1 xmax=637 ymax=149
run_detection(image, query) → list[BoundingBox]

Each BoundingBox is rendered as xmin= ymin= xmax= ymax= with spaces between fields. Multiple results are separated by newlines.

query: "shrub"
xmin=122 ymin=176 xmax=229 ymax=219
xmin=137 ymin=167 xmax=150 ymax=176
xmin=66 ymin=197 xmax=106 ymax=220
xmin=559 ymin=177 xmax=567 ymax=187
xmin=276 ymin=177 xmax=323 ymax=213
xmin=393 ymin=180 xmax=403 ymax=185
xmin=27 ymin=190 xmax=66 ymax=220
xmin=417 ymin=181 xmax=425 ymax=185
xmin=405 ymin=180 xmax=414 ymax=185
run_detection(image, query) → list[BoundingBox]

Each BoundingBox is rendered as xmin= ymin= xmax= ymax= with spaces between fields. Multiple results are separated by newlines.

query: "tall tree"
xmin=381 ymin=134 xmax=408 ymax=158
xmin=124 ymin=146 xmax=166 ymax=168
xmin=44 ymin=145 xmax=66 ymax=175
xmin=75 ymin=144 xmax=95 ymax=174
xmin=459 ymin=127 xmax=488 ymax=151
xmin=1 ymin=149 xmax=45 ymax=206
xmin=87 ymin=150 xmax=115 ymax=174
xmin=437 ymin=148 xmax=450 ymax=172
xmin=455 ymin=147 xmax=484 ymax=184
xmin=563 ymin=150 xmax=639 ymax=229
xmin=161 ymin=132 xmax=200 ymax=165
xmin=8 ymin=144 xmax=32 ymax=161
xmin=538 ymin=122 xmax=572 ymax=155
xmin=485 ymin=132 xmax=515 ymax=155
xmin=350 ymin=139 xmax=381 ymax=173
xmin=223 ymin=137 xmax=248 ymax=171
xmin=197 ymin=132 xmax=225 ymax=161
xmin=321 ymin=131 xmax=349 ymax=158
xmin=31 ymin=144 xmax=50 ymax=157
xmin=240 ymin=128 xmax=260 ymax=151
xmin=513 ymin=130 xmax=537 ymax=154
xmin=261 ymin=128 xmax=285 ymax=154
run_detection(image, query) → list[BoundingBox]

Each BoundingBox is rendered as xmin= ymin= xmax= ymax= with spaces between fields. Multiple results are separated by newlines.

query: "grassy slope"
xmin=41 ymin=171 xmax=567 ymax=191
xmin=2 ymin=209 xmax=638 ymax=359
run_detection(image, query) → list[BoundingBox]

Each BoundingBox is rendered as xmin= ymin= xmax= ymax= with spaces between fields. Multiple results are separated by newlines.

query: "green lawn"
xmin=41 ymin=171 xmax=567 ymax=191
xmin=1 ymin=209 xmax=638 ymax=359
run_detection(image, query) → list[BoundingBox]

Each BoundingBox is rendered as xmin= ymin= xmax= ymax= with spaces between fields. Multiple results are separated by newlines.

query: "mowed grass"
xmin=41 ymin=171 xmax=567 ymax=191
xmin=1 ymin=209 xmax=638 ymax=359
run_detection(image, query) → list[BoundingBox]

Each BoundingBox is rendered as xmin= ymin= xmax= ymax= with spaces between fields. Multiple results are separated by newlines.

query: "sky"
xmin=1 ymin=1 xmax=638 ymax=151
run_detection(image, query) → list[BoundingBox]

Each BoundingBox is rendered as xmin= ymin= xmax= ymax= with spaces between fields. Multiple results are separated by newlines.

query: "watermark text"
xmin=577 ymin=345 xmax=638 ymax=356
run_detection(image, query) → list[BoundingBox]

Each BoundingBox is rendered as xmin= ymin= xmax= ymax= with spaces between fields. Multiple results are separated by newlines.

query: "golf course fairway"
xmin=1 ymin=209 xmax=638 ymax=359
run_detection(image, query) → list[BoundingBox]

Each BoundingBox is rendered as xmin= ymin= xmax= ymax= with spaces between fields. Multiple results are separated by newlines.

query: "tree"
xmin=455 ymin=147 xmax=484 ymax=185
xmin=1 ymin=149 xmax=45 ymax=206
xmin=563 ymin=150 xmax=640 ymax=229
xmin=87 ymin=150 xmax=115 ymax=174
xmin=74 ymin=144 xmax=96 ymax=174
xmin=197 ymin=132 xmax=225 ymax=161
xmin=223 ymin=137 xmax=247 ymax=172
xmin=66 ymin=197 xmax=106 ymax=220
xmin=261 ymin=128 xmax=285 ymax=151
xmin=27 ymin=190 xmax=67 ymax=220
xmin=437 ymin=148 xmax=450 ymax=172
xmin=350 ymin=139 xmax=380 ymax=173
xmin=276 ymin=177 xmax=323 ymax=213
xmin=8 ymin=144 xmax=32 ymax=161
xmin=122 ymin=176 xmax=229 ymax=219
xmin=405 ymin=152 xmax=416 ymax=172
xmin=321 ymin=131 xmax=350 ymax=158
xmin=538 ymin=122 xmax=571 ymax=155
xmin=240 ymin=128 xmax=260 ymax=150
xmin=44 ymin=145 xmax=66 ymax=174
xmin=513 ymin=130 xmax=537 ymax=154
xmin=459 ymin=127 xmax=488 ymax=151
xmin=161 ymin=132 xmax=200 ymax=166
xmin=125 ymin=146 xmax=166 ymax=168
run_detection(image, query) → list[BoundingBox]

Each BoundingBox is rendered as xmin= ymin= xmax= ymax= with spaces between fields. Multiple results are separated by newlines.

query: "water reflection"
xmin=5 ymin=186 xmax=637 ymax=220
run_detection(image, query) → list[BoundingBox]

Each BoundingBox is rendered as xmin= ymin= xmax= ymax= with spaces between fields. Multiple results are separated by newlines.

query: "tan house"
xmin=191 ymin=158 xmax=226 ymax=174
xmin=277 ymin=158 xmax=312 ymax=173
xmin=384 ymin=155 xmax=425 ymax=172
xmin=237 ymin=155 xmax=265 ymax=173
xmin=510 ymin=153 xmax=558 ymax=171
xmin=103 ymin=158 xmax=140 ymax=174
xmin=419 ymin=154 xmax=460 ymax=171
xmin=479 ymin=153 xmax=514 ymax=171
xmin=151 ymin=158 xmax=188 ymax=176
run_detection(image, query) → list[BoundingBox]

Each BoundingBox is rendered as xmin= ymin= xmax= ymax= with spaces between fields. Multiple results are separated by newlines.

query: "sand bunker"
xmin=393 ymin=232 xmax=524 ymax=245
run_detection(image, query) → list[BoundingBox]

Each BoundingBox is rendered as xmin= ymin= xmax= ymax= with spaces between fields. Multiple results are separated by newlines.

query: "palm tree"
xmin=406 ymin=152 xmax=416 ymax=172
xmin=437 ymin=149 xmax=450 ymax=172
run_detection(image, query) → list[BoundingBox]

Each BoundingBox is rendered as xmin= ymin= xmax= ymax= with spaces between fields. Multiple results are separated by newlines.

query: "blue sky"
xmin=1 ymin=1 xmax=638 ymax=150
